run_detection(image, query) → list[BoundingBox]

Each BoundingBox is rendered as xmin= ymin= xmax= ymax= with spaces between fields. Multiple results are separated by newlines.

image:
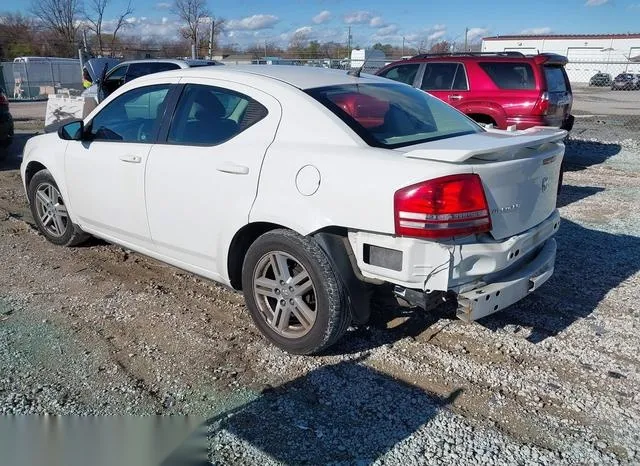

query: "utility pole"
xmin=263 ymin=40 xmax=267 ymax=60
xmin=208 ymin=19 xmax=214 ymax=59
xmin=464 ymin=27 xmax=469 ymax=52
xmin=402 ymin=36 xmax=405 ymax=57
xmin=347 ymin=26 xmax=352 ymax=58
xmin=82 ymin=28 xmax=88 ymax=53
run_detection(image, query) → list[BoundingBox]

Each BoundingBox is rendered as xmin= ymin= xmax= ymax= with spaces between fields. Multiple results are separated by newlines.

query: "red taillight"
xmin=533 ymin=91 xmax=549 ymax=115
xmin=0 ymin=93 xmax=8 ymax=106
xmin=394 ymin=174 xmax=492 ymax=239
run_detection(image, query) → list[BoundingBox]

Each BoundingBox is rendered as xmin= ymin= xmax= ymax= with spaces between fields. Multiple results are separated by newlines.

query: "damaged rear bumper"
xmin=456 ymin=238 xmax=556 ymax=322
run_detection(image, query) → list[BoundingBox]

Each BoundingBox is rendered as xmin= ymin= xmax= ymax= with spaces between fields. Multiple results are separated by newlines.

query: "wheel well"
xmin=25 ymin=161 xmax=47 ymax=189
xmin=227 ymin=222 xmax=286 ymax=290
xmin=467 ymin=113 xmax=497 ymax=126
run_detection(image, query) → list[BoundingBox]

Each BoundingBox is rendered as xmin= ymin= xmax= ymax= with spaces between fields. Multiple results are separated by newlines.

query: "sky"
xmin=8 ymin=0 xmax=640 ymax=48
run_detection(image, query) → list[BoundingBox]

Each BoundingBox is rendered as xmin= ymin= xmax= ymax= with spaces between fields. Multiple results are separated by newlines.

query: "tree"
xmin=172 ymin=0 xmax=209 ymax=55
xmin=85 ymin=0 xmax=133 ymax=56
xmin=429 ymin=40 xmax=451 ymax=54
xmin=0 ymin=12 xmax=39 ymax=59
xmin=30 ymin=0 xmax=82 ymax=55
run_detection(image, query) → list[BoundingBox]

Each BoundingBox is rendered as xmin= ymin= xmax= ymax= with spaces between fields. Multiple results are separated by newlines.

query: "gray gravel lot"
xmin=0 ymin=126 xmax=639 ymax=464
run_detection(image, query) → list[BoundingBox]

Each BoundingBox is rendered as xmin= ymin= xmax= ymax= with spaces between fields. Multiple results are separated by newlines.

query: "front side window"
xmin=90 ymin=84 xmax=171 ymax=142
xmin=167 ymin=84 xmax=267 ymax=145
xmin=479 ymin=62 xmax=535 ymax=89
xmin=103 ymin=65 xmax=128 ymax=95
xmin=378 ymin=64 xmax=420 ymax=85
xmin=307 ymin=83 xmax=481 ymax=148
xmin=421 ymin=63 xmax=459 ymax=90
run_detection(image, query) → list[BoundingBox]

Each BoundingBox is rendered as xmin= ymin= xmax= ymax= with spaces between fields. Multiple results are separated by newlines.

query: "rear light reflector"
xmin=394 ymin=174 xmax=492 ymax=239
xmin=0 ymin=93 xmax=8 ymax=105
xmin=533 ymin=91 xmax=549 ymax=115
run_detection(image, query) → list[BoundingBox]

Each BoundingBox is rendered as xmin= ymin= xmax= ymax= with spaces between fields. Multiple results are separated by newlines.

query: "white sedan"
xmin=21 ymin=65 xmax=565 ymax=354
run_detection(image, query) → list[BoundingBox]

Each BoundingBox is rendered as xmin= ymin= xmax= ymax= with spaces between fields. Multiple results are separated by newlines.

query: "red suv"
xmin=376 ymin=52 xmax=574 ymax=132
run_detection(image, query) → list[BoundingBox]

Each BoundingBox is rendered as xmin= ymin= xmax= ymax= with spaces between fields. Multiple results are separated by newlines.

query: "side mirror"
xmin=58 ymin=120 xmax=84 ymax=141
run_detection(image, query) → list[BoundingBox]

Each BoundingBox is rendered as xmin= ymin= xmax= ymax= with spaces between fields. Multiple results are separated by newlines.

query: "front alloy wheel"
xmin=28 ymin=169 xmax=89 ymax=246
xmin=34 ymin=182 xmax=68 ymax=238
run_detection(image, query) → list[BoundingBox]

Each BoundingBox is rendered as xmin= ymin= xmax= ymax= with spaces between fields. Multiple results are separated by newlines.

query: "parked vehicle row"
xmin=610 ymin=73 xmax=640 ymax=90
xmin=21 ymin=65 xmax=565 ymax=354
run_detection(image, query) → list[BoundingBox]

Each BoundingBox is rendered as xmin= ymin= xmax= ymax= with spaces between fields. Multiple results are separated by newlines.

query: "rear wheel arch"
xmin=227 ymin=222 xmax=289 ymax=290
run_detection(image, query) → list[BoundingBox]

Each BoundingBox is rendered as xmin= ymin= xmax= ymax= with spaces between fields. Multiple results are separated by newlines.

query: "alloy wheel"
xmin=34 ymin=182 xmax=68 ymax=238
xmin=252 ymin=251 xmax=317 ymax=338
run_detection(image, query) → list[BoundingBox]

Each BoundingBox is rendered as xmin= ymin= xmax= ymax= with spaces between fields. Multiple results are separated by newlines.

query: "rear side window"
xmin=421 ymin=63 xmax=459 ymax=90
xmin=544 ymin=66 xmax=568 ymax=92
xmin=479 ymin=62 xmax=535 ymax=89
xmin=378 ymin=64 xmax=420 ymax=85
xmin=167 ymin=84 xmax=267 ymax=146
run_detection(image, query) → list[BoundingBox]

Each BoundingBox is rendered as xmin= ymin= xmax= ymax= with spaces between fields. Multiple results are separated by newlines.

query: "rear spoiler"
xmin=401 ymin=127 xmax=567 ymax=163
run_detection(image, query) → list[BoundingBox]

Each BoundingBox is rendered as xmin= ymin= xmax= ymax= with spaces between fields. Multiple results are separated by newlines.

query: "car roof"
xmin=153 ymin=65 xmax=392 ymax=90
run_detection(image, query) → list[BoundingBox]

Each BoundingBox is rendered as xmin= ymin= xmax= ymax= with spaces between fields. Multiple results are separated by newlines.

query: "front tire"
xmin=241 ymin=229 xmax=351 ymax=355
xmin=28 ymin=170 xmax=89 ymax=246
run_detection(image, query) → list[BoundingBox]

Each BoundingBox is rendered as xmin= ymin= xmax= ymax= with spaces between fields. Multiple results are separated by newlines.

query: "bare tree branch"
xmin=84 ymin=0 xmax=107 ymax=54
xmin=109 ymin=0 xmax=134 ymax=56
xmin=172 ymin=0 xmax=209 ymax=50
xmin=30 ymin=0 xmax=82 ymax=53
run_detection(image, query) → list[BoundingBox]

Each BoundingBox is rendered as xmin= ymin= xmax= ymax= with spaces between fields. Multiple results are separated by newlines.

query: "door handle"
xmin=448 ymin=94 xmax=463 ymax=101
xmin=119 ymin=154 xmax=142 ymax=164
xmin=216 ymin=162 xmax=249 ymax=175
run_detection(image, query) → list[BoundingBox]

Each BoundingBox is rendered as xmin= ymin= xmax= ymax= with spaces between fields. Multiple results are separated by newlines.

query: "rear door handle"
xmin=448 ymin=94 xmax=463 ymax=101
xmin=119 ymin=154 xmax=142 ymax=164
xmin=216 ymin=162 xmax=249 ymax=175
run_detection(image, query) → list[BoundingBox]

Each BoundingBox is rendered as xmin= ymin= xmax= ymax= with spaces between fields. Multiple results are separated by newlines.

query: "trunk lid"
xmin=397 ymin=127 xmax=566 ymax=240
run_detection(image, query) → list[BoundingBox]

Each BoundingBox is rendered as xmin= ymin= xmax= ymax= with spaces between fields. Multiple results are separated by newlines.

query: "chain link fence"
xmin=0 ymin=61 xmax=82 ymax=100
xmin=565 ymin=60 xmax=640 ymax=142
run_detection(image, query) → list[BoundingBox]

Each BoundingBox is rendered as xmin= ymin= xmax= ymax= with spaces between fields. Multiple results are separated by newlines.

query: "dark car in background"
xmin=0 ymin=87 xmax=14 ymax=151
xmin=589 ymin=72 xmax=612 ymax=87
xmin=611 ymin=73 xmax=640 ymax=90
xmin=376 ymin=51 xmax=574 ymax=132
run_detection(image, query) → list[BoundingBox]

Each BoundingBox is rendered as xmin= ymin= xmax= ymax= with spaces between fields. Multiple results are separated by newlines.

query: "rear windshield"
xmin=544 ymin=66 xmax=568 ymax=92
xmin=307 ymin=83 xmax=481 ymax=148
xmin=479 ymin=62 xmax=535 ymax=89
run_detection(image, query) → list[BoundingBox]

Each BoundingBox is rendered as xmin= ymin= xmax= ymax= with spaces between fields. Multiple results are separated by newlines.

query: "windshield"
xmin=307 ymin=83 xmax=481 ymax=148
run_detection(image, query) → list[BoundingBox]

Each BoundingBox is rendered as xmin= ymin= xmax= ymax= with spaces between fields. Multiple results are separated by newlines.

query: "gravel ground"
xmin=0 ymin=129 xmax=639 ymax=464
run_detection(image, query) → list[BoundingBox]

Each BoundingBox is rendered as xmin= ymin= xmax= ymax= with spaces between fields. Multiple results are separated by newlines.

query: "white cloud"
xmin=294 ymin=26 xmax=313 ymax=36
xmin=155 ymin=2 xmax=170 ymax=9
xmin=369 ymin=16 xmax=385 ymax=27
xmin=375 ymin=24 xmax=398 ymax=37
xmin=466 ymin=27 xmax=490 ymax=42
xmin=432 ymin=24 xmax=446 ymax=31
xmin=428 ymin=29 xmax=447 ymax=41
xmin=344 ymin=11 xmax=373 ymax=24
xmin=226 ymin=14 xmax=279 ymax=31
xmin=312 ymin=10 xmax=332 ymax=24
xmin=519 ymin=27 xmax=552 ymax=35
xmin=585 ymin=0 xmax=609 ymax=5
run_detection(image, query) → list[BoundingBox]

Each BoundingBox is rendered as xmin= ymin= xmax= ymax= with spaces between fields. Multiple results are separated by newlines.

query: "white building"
xmin=482 ymin=34 xmax=640 ymax=83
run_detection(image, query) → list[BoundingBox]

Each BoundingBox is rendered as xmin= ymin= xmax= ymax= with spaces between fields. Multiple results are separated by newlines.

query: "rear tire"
xmin=241 ymin=229 xmax=351 ymax=355
xmin=28 ymin=170 xmax=89 ymax=247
